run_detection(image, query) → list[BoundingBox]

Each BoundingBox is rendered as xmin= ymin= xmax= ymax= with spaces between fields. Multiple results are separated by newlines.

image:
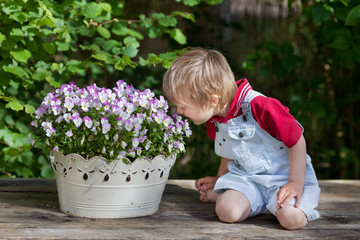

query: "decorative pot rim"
xmin=51 ymin=151 xmax=174 ymax=164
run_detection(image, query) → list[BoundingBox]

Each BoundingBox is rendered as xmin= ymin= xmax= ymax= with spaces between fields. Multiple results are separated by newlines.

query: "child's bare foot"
xmin=199 ymin=189 xmax=219 ymax=203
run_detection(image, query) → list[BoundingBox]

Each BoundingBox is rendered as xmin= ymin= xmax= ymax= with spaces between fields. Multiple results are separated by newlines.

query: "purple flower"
xmin=71 ymin=116 xmax=82 ymax=128
xmin=112 ymin=105 xmax=120 ymax=115
xmin=125 ymin=102 xmax=135 ymax=114
xmin=35 ymin=107 xmax=46 ymax=119
xmin=31 ymin=79 xmax=192 ymax=161
xmin=64 ymin=98 xmax=74 ymax=111
xmin=101 ymin=117 xmax=108 ymax=125
xmin=46 ymin=127 xmax=56 ymax=137
xmin=51 ymin=97 xmax=61 ymax=106
xmin=99 ymin=92 xmax=108 ymax=103
xmin=80 ymin=99 xmax=90 ymax=112
xmin=117 ymin=150 xmax=127 ymax=160
xmin=124 ymin=119 xmax=133 ymax=131
xmin=84 ymin=116 xmax=93 ymax=128
xmin=65 ymin=130 xmax=73 ymax=137
xmin=103 ymin=102 xmax=111 ymax=111
xmin=102 ymin=122 xmax=111 ymax=134
xmin=91 ymin=99 xmax=102 ymax=110
xmin=52 ymin=105 xmax=62 ymax=115
xmin=132 ymin=137 xmax=139 ymax=148
xmin=43 ymin=93 xmax=54 ymax=106
xmin=63 ymin=113 xmax=71 ymax=123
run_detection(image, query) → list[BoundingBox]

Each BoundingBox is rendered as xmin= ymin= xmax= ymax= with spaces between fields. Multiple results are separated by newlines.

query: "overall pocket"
xmin=228 ymin=124 xmax=272 ymax=174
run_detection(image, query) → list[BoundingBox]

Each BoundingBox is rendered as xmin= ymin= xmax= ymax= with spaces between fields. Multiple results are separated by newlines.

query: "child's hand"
xmin=276 ymin=181 xmax=303 ymax=209
xmin=195 ymin=176 xmax=219 ymax=203
xmin=195 ymin=176 xmax=218 ymax=191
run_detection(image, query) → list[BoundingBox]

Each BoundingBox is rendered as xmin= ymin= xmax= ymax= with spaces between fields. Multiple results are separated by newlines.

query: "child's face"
xmin=176 ymin=101 xmax=216 ymax=125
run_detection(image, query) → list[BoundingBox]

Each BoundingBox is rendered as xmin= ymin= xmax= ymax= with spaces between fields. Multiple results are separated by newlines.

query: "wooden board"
xmin=0 ymin=179 xmax=359 ymax=239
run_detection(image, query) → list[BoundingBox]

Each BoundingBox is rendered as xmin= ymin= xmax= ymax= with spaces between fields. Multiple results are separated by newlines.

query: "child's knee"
xmin=215 ymin=191 xmax=251 ymax=223
xmin=276 ymin=205 xmax=308 ymax=230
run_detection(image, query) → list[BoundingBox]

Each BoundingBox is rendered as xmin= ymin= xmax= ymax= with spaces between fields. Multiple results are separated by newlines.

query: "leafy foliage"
xmin=0 ymin=0 xmax=222 ymax=178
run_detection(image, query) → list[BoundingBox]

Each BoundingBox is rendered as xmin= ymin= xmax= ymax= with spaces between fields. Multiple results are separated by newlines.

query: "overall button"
xmin=223 ymin=138 xmax=226 ymax=142
xmin=238 ymin=132 xmax=245 ymax=138
xmin=243 ymin=115 xmax=247 ymax=122
xmin=215 ymin=126 xmax=219 ymax=132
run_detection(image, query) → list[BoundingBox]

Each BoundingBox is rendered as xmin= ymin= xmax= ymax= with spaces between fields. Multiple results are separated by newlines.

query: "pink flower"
xmin=71 ymin=116 xmax=82 ymax=128
xmin=65 ymin=130 xmax=73 ymax=137
xmin=83 ymin=116 xmax=93 ymax=128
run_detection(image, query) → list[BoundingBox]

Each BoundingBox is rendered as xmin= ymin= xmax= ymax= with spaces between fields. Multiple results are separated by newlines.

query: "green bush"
xmin=0 ymin=0 xmax=222 ymax=178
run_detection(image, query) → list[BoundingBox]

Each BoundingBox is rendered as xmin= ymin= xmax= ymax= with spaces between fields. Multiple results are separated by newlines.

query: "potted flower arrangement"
xmin=29 ymin=80 xmax=192 ymax=218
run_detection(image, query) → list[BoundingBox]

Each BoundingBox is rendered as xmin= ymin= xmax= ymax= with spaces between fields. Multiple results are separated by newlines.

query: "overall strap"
xmin=241 ymin=90 xmax=264 ymax=116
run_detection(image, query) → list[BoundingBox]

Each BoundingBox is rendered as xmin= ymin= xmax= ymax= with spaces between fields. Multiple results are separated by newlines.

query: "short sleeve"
xmin=206 ymin=119 xmax=216 ymax=141
xmin=251 ymin=96 xmax=303 ymax=148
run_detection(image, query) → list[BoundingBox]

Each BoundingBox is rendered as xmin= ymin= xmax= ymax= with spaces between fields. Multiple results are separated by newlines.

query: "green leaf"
xmin=123 ymin=37 xmax=139 ymax=58
xmin=10 ymin=28 xmax=24 ymax=37
xmin=42 ymin=42 xmax=57 ymax=54
xmin=9 ymin=12 xmax=30 ymax=23
xmin=0 ymin=71 xmax=11 ymax=86
xmin=345 ymin=4 xmax=360 ymax=26
xmin=100 ymin=2 xmax=112 ymax=12
xmin=241 ymin=60 xmax=256 ymax=70
xmin=122 ymin=55 xmax=136 ymax=68
xmin=112 ymin=24 xmax=143 ymax=39
xmin=312 ymin=4 xmax=332 ymax=25
xmin=31 ymin=70 xmax=48 ymax=81
xmin=3 ymin=66 xmax=26 ymax=77
xmin=1 ymin=38 xmax=15 ymax=50
xmin=55 ymin=41 xmax=70 ymax=51
xmin=114 ymin=59 xmax=125 ymax=70
xmin=158 ymin=15 xmax=178 ymax=27
xmin=45 ymin=76 xmax=60 ymax=88
xmin=205 ymin=0 xmax=224 ymax=5
xmin=139 ymin=14 xmax=153 ymax=28
xmin=139 ymin=57 xmax=148 ymax=66
xmin=24 ymin=104 xmax=36 ymax=114
xmin=6 ymin=101 xmax=23 ymax=111
xmin=328 ymin=36 xmax=349 ymax=50
xmin=2 ymin=4 xmax=22 ymax=15
xmin=169 ymin=28 xmax=187 ymax=45
xmin=10 ymin=49 xmax=31 ymax=63
xmin=122 ymin=45 xmax=138 ymax=58
xmin=172 ymin=11 xmax=195 ymax=22
xmin=103 ymin=40 xmax=119 ymax=52
xmin=31 ymin=17 xmax=57 ymax=28
xmin=82 ymin=2 xmax=103 ymax=18
xmin=182 ymin=0 xmax=201 ymax=7
xmin=96 ymin=26 xmax=111 ymax=39
xmin=0 ymin=32 xmax=6 ymax=43
xmin=92 ymin=53 xmax=107 ymax=61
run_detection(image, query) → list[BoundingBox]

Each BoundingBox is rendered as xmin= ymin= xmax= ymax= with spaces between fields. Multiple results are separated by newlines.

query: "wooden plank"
xmin=0 ymin=179 xmax=359 ymax=239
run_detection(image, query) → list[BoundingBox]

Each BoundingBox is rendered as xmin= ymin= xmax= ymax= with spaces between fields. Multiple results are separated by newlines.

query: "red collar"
xmin=210 ymin=78 xmax=252 ymax=123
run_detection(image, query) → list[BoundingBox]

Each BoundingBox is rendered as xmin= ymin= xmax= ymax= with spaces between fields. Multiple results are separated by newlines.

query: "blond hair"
xmin=163 ymin=48 xmax=237 ymax=110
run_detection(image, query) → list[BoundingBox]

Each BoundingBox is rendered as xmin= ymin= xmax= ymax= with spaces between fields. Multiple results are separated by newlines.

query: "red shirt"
xmin=206 ymin=79 xmax=302 ymax=148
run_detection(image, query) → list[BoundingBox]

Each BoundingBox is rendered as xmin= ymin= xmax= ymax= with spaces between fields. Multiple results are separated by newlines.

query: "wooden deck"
xmin=0 ymin=179 xmax=359 ymax=239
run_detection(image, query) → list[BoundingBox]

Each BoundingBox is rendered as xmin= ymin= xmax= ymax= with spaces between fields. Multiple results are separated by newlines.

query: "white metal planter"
xmin=51 ymin=152 xmax=176 ymax=218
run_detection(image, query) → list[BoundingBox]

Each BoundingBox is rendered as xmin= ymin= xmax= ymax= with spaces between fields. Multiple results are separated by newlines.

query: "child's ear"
xmin=209 ymin=95 xmax=220 ymax=108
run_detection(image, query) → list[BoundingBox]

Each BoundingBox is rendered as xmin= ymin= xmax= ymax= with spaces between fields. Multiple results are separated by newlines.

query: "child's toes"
xmin=199 ymin=191 xmax=209 ymax=202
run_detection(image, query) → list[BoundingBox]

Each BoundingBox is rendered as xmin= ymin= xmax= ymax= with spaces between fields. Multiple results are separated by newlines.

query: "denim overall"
xmin=213 ymin=90 xmax=320 ymax=221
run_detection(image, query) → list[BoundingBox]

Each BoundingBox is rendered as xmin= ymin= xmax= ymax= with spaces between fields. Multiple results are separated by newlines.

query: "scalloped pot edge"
xmin=51 ymin=152 xmax=176 ymax=218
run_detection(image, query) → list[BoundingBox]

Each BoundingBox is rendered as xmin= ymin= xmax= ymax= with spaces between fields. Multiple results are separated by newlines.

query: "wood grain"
xmin=0 ymin=179 xmax=359 ymax=239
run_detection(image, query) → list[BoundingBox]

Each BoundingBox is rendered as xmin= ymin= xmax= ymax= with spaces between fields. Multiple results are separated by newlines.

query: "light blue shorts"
xmin=214 ymin=159 xmax=321 ymax=221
